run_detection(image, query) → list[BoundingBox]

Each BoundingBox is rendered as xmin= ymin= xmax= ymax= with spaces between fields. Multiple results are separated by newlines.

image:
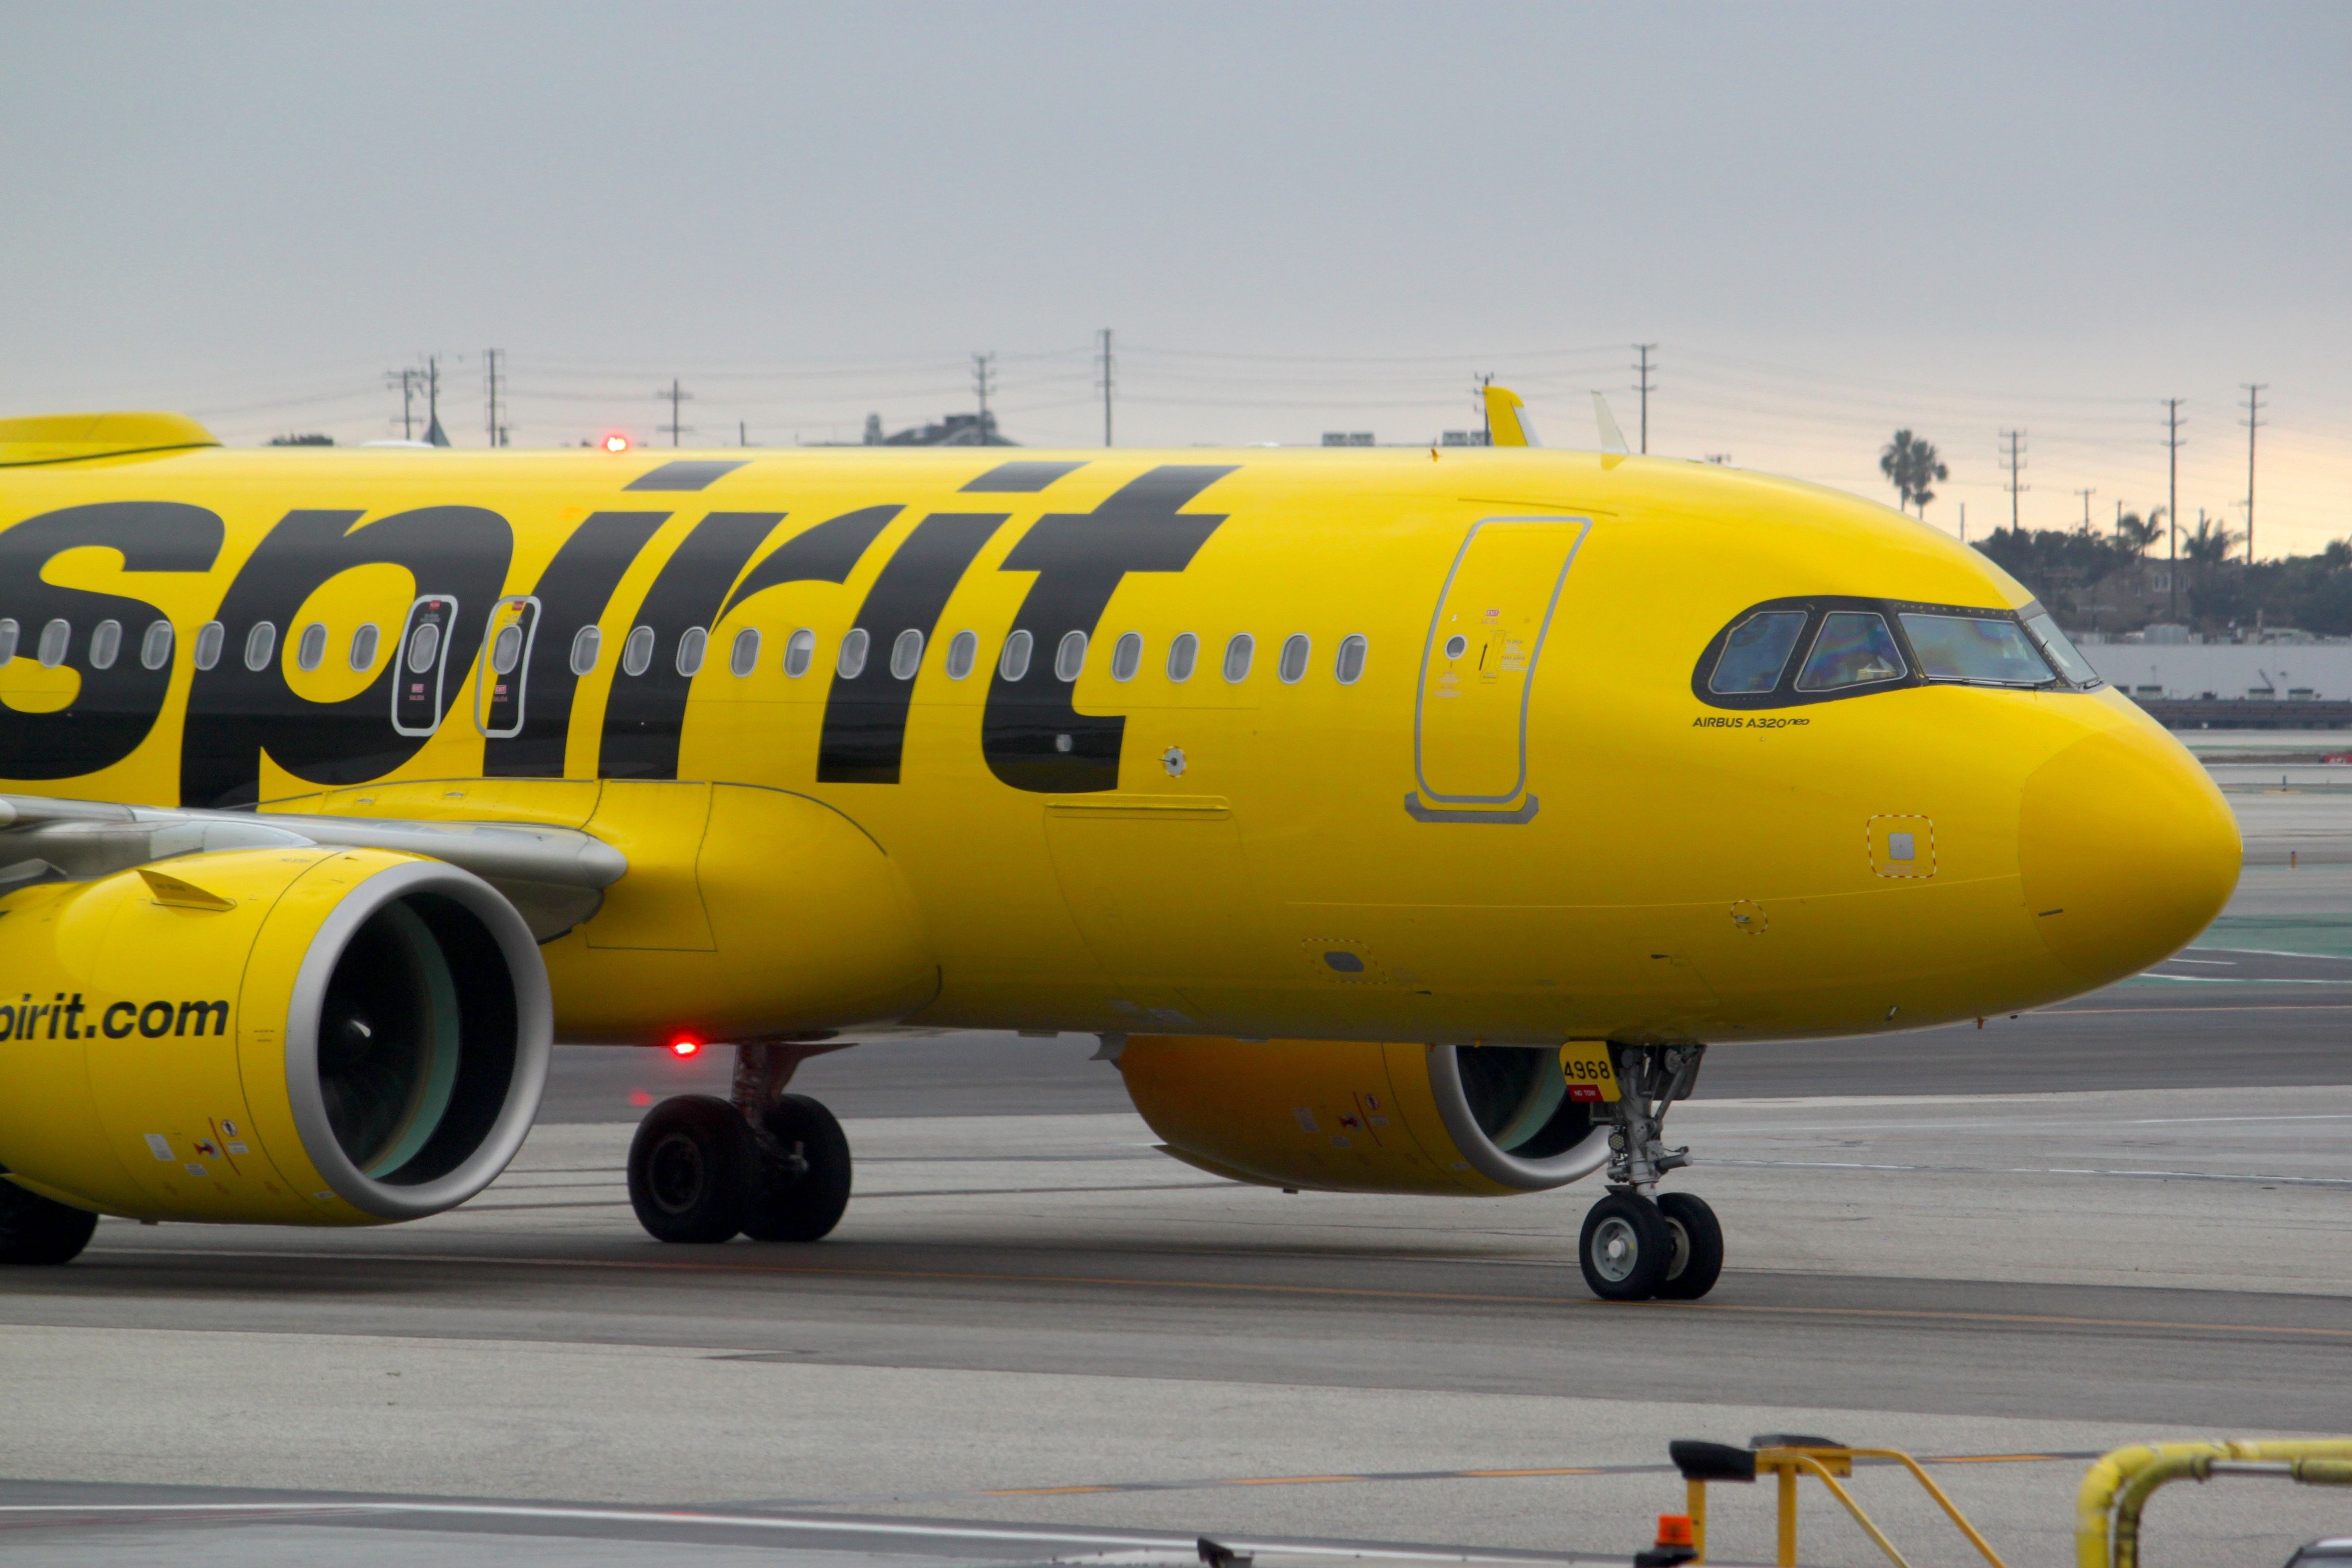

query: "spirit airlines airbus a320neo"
xmin=0 ymin=400 xmax=2237 ymax=1301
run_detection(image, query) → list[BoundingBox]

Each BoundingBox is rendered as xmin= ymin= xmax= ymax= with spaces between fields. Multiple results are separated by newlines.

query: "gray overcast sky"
xmin=4 ymin=2 xmax=2347 ymax=549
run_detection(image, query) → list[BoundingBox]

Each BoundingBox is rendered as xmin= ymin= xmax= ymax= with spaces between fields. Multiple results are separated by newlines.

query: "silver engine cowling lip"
xmin=1425 ymin=1043 xmax=1613 ymax=1191
xmin=281 ymin=858 xmax=552 ymax=1220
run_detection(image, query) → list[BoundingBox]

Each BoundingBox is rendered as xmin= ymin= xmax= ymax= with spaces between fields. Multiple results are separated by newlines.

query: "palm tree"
xmin=2183 ymin=513 xmax=2239 ymax=565
xmin=1879 ymin=430 xmax=1949 ymax=517
xmin=2114 ymin=508 xmax=2166 ymax=555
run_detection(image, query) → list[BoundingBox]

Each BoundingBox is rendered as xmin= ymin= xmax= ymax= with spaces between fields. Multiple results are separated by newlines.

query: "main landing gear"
xmin=627 ymin=1042 xmax=853 ymax=1245
xmin=1577 ymin=1043 xmax=1722 ymax=1303
xmin=0 ymin=1178 xmax=98 ymax=1266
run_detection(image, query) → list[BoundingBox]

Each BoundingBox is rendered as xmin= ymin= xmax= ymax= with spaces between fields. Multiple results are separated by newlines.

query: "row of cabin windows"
xmin=0 ymin=615 xmax=1374 ymax=690
xmin=0 ymin=617 xmax=421 ymax=676
xmin=565 ymin=626 xmax=1369 ymax=687
xmin=571 ymin=625 xmax=1373 ymax=686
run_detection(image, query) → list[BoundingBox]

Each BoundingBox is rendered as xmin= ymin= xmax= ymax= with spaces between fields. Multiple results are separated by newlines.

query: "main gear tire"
xmin=741 ymin=1093 xmax=853 ymax=1243
xmin=1578 ymin=1192 xmax=1675 ymax=1301
xmin=0 ymin=1181 xmax=98 ymax=1266
xmin=1653 ymin=1191 xmax=1725 ymax=1301
xmin=628 ymin=1094 xmax=759 ymax=1244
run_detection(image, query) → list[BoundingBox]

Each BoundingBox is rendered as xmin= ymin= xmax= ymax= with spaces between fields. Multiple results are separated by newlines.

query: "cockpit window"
xmin=1709 ymin=611 xmax=1808 ymax=694
xmin=2022 ymin=611 xmax=2101 ymax=686
xmin=1694 ymin=593 xmax=2099 ymax=709
xmin=1795 ymin=612 xmax=1906 ymax=691
xmin=1899 ymin=613 xmax=2054 ymax=686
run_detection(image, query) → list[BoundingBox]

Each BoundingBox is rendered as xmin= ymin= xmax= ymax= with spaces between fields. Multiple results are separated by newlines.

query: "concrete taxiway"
xmin=1 ymin=782 xmax=2347 ymax=1567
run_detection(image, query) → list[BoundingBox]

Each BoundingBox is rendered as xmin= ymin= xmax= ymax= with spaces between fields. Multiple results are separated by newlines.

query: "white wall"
xmin=2079 ymin=643 xmax=2352 ymax=699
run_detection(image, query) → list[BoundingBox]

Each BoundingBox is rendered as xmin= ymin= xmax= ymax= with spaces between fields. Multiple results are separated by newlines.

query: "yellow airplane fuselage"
xmin=0 ymin=434 xmax=2239 ymax=1059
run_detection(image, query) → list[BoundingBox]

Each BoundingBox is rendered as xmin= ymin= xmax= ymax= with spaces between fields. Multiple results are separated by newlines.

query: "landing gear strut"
xmin=1576 ymin=1043 xmax=1721 ymax=1302
xmin=627 ymin=1042 xmax=854 ymax=1245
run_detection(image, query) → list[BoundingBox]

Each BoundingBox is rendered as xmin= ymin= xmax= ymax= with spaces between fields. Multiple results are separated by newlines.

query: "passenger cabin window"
xmin=1794 ymin=612 xmax=1905 ymax=691
xmin=890 ymin=629 xmax=924 ymax=680
xmin=193 ymin=621 xmax=224 ymax=671
xmin=730 ymin=628 xmax=761 ymax=677
xmin=39 ymin=619 xmax=70 ymax=668
xmin=490 ymin=623 xmax=526 ymax=676
xmin=1166 ymin=632 xmax=1198 ymax=682
xmin=1709 ymin=611 xmax=1807 ymax=694
xmin=1899 ymin=613 xmax=2053 ymax=686
xmin=837 ymin=628 xmax=870 ymax=680
xmin=622 ymin=625 xmax=656 ymax=677
xmin=1110 ymin=632 xmax=1142 ymax=682
xmin=1054 ymin=630 xmax=1087 ymax=682
xmin=569 ymin=626 xmax=600 ymax=676
xmin=245 ymin=621 xmax=278 ymax=673
xmin=88 ymin=619 xmax=122 ymax=672
xmin=140 ymin=620 xmax=173 ymax=671
xmin=1277 ymin=633 xmax=1311 ymax=684
xmin=944 ymin=630 xmax=978 ymax=680
xmin=351 ymin=623 xmax=381 ymax=671
xmin=783 ymin=628 xmax=815 ymax=678
xmin=0 ymin=619 xmax=17 ymax=664
xmin=1335 ymin=633 xmax=1368 ymax=685
xmin=1223 ymin=633 xmax=1255 ymax=683
xmin=999 ymin=629 xmax=1033 ymax=682
xmin=295 ymin=622 xmax=327 ymax=673
xmin=675 ymin=625 xmax=708 ymax=677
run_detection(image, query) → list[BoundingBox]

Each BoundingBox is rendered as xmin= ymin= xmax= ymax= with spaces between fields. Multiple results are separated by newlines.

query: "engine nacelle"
xmin=0 ymin=847 xmax=550 ymax=1225
xmin=1115 ymin=1035 xmax=1611 ymax=1196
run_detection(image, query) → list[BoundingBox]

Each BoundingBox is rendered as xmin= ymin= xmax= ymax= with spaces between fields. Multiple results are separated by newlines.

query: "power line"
xmin=656 ymin=378 xmax=693 ymax=447
xmin=1999 ymin=430 xmax=2028 ymax=532
xmin=2243 ymin=383 xmax=2266 ymax=562
xmin=1633 ymin=344 xmax=1657 ymax=455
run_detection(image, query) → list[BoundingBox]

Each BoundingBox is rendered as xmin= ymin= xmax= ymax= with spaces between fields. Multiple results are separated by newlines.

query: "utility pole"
xmin=484 ymin=349 xmax=505 ymax=447
xmin=421 ymin=355 xmax=449 ymax=446
xmin=2163 ymin=398 xmax=2185 ymax=621
xmin=972 ymin=352 xmax=996 ymax=441
xmin=1632 ymin=343 xmax=1657 ymax=455
xmin=1999 ymin=430 xmax=2028 ymax=533
xmin=1474 ymin=371 xmax=1494 ymax=444
xmin=1096 ymin=329 xmax=1115 ymax=447
xmin=385 ymin=366 xmax=425 ymax=441
xmin=2074 ymin=488 xmax=2096 ymax=532
xmin=656 ymin=378 xmax=692 ymax=446
xmin=2242 ymin=383 xmax=2266 ymax=563
xmin=739 ymin=419 xmax=748 ymax=447
xmin=1959 ymin=502 xmax=1966 ymax=544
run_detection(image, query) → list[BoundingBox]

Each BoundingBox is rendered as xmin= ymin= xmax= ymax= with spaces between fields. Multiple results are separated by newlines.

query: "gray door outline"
xmin=1409 ymin=515 xmax=1589 ymax=819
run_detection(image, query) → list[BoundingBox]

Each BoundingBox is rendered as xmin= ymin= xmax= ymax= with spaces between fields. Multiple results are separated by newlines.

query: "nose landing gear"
xmin=1575 ymin=1043 xmax=1721 ymax=1302
xmin=626 ymin=1041 xmax=855 ymax=1245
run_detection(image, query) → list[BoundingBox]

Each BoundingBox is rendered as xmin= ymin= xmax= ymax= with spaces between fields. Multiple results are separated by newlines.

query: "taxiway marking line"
xmin=80 ymin=1246 xmax=2352 ymax=1339
xmin=0 ymin=1503 xmax=1595 ymax=1563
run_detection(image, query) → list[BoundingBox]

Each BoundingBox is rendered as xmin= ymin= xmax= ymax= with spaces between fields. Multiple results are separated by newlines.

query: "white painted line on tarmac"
xmin=0 ymin=1502 xmax=1597 ymax=1563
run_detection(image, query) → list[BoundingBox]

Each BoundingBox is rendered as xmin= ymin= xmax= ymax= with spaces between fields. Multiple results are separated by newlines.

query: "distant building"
xmin=862 ymin=411 xmax=1016 ymax=446
xmin=1321 ymin=432 xmax=1374 ymax=446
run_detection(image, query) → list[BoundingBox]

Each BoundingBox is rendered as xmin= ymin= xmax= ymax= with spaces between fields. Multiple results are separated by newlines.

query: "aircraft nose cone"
xmin=2018 ymin=727 xmax=2240 ymax=986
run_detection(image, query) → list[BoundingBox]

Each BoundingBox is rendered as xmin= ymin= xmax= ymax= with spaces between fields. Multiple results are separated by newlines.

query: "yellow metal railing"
xmin=2076 ymin=1440 xmax=2352 ymax=1568
xmin=1670 ymin=1438 xmax=2006 ymax=1567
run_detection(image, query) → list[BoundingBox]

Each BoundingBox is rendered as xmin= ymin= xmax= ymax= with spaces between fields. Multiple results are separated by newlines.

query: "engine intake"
xmin=0 ymin=847 xmax=549 ymax=1225
xmin=1115 ymin=1035 xmax=1611 ymax=1196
